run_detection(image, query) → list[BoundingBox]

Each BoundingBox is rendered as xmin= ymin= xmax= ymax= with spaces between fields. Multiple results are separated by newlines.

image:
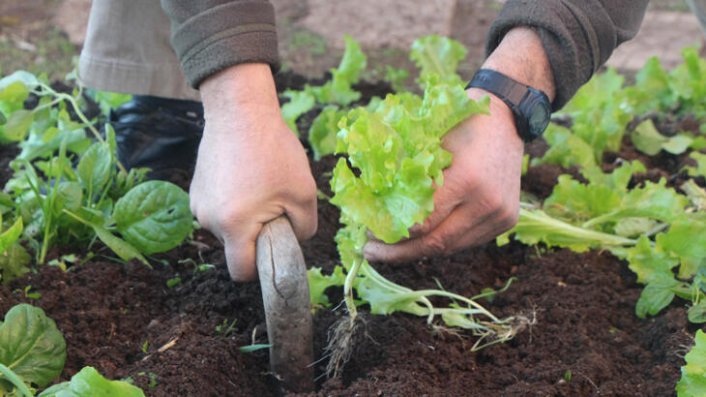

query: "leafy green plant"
xmin=506 ymin=48 xmax=706 ymax=324
xmin=280 ymin=35 xmax=367 ymax=137
xmin=0 ymin=70 xmax=193 ymax=273
xmin=409 ymin=34 xmax=467 ymax=87
xmin=536 ymin=48 xmax=706 ymax=172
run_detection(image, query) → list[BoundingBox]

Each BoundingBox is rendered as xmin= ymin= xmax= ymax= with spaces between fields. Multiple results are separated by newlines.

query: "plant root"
xmin=323 ymin=314 xmax=367 ymax=378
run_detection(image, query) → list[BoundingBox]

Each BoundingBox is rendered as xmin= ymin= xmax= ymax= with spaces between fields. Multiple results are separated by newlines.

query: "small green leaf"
xmin=687 ymin=152 xmax=706 ymax=177
xmin=238 ymin=344 xmax=271 ymax=353
xmin=2 ymin=110 xmax=33 ymax=142
xmin=676 ymin=330 xmax=706 ymax=397
xmin=92 ymin=225 xmax=148 ymax=265
xmin=114 ymin=181 xmax=192 ymax=254
xmin=55 ymin=182 xmax=83 ymax=212
xmin=280 ymin=90 xmax=315 ymax=135
xmin=688 ymin=301 xmax=706 ymax=323
xmin=658 ymin=215 xmax=706 ymax=278
xmin=410 ymin=35 xmax=466 ymax=86
xmin=38 ymin=366 xmax=145 ymax=397
xmin=635 ymin=277 xmax=679 ymax=318
xmin=682 ymin=180 xmax=706 ymax=211
xmin=626 ymin=236 xmax=678 ymax=284
xmin=0 ymin=304 xmax=66 ymax=388
xmin=663 ymin=134 xmax=693 ymax=155
xmin=77 ymin=142 xmax=112 ymax=195
xmin=0 ymin=244 xmax=31 ymax=285
xmin=0 ymin=71 xmax=39 ymax=92
xmin=307 ymin=266 xmax=345 ymax=307
xmin=309 ymin=106 xmax=345 ymax=160
xmin=631 ymin=119 xmax=666 ymax=155
xmin=631 ymin=119 xmax=692 ymax=155
xmin=536 ymin=124 xmax=598 ymax=170
xmin=0 ymin=218 xmax=23 ymax=254
xmin=166 ymin=276 xmax=181 ymax=288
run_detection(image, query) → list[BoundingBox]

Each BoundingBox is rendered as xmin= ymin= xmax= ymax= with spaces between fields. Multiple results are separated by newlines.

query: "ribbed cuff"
xmin=485 ymin=0 xmax=613 ymax=110
xmin=169 ymin=1 xmax=279 ymax=88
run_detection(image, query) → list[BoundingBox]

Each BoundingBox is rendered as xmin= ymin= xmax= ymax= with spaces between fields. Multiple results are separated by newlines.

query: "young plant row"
xmin=286 ymin=35 xmax=706 ymax=391
xmin=0 ymin=71 xmax=194 ymax=283
xmin=498 ymin=49 xmax=706 ymax=396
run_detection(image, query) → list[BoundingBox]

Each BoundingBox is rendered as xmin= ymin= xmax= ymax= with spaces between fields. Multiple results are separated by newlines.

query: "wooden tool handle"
xmin=256 ymin=216 xmax=315 ymax=392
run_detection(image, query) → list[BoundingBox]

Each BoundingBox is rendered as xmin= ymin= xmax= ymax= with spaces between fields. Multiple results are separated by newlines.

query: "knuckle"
xmin=211 ymin=206 xmax=246 ymax=232
xmin=497 ymin=202 xmax=520 ymax=232
xmin=481 ymin=190 xmax=505 ymax=214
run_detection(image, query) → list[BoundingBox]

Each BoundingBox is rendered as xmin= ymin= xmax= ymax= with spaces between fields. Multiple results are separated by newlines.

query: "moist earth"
xmin=0 ymin=76 xmax=699 ymax=396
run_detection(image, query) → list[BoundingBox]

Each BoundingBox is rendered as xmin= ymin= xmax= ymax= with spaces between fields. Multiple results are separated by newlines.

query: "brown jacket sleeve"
xmin=160 ymin=0 xmax=279 ymax=89
xmin=487 ymin=0 xmax=649 ymax=110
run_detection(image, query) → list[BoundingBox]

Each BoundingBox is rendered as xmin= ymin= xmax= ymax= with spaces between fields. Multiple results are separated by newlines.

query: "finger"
xmin=223 ymin=222 xmax=261 ymax=282
xmin=364 ymin=203 xmax=493 ymax=263
xmin=406 ymin=179 xmax=464 ymax=239
xmin=285 ymin=197 xmax=318 ymax=242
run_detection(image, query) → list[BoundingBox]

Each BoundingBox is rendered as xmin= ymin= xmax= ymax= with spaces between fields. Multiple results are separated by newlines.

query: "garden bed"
xmin=0 ymin=73 xmax=694 ymax=396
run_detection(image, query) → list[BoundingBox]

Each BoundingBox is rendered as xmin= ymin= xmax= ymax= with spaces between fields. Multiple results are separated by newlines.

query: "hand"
xmin=363 ymin=92 xmax=523 ymax=262
xmin=364 ymin=27 xmax=556 ymax=262
xmin=191 ymin=64 xmax=317 ymax=281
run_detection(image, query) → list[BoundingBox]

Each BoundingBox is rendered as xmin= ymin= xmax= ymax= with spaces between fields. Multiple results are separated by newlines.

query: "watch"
xmin=466 ymin=69 xmax=551 ymax=142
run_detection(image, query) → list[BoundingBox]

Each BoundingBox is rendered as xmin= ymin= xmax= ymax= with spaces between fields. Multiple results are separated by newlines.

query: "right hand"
xmin=190 ymin=64 xmax=318 ymax=282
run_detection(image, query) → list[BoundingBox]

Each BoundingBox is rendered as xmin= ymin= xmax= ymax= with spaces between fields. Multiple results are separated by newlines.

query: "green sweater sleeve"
xmin=487 ymin=0 xmax=649 ymax=110
xmin=160 ymin=0 xmax=279 ymax=89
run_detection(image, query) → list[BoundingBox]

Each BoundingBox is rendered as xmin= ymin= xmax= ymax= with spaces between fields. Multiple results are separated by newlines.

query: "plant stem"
xmin=0 ymin=363 xmax=33 ymax=397
xmin=35 ymin=84 xmax=128 ymax=175
xmin=519 ymin=208 xmax=637 ymax=247
xmin=343 ymin=256 xmax=362 ymax=319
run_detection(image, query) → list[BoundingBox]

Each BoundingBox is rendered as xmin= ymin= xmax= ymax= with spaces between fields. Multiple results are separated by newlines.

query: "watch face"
xmin=529 ymin=103 xmax=550 ymax=132
xmin=524 ymin=89 xmax=551 ymax=139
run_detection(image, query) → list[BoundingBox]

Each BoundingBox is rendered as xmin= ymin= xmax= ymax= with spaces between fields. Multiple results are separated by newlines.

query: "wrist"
xmin=481 ymin=27 xmax=555 ymax=102
xmin=466 ymin=88 xmax=524 ymax=150
xmin=200 ymin=63 xmax=283 ymax=126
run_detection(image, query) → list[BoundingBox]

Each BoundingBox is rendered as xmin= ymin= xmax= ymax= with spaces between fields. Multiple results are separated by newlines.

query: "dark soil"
xmin=0 ymin=76 xmax=700 ymax=396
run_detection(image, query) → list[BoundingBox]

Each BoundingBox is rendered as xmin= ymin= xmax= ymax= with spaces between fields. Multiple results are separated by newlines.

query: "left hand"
xmin=363 ymin=90 xmax=524 ymax=262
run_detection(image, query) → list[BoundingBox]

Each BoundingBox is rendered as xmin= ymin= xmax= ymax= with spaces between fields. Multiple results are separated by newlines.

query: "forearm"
xmin=200 ymin=63 xmax=281 ymax=129
xmin=487 ymin=0 xmax=649 ymax=109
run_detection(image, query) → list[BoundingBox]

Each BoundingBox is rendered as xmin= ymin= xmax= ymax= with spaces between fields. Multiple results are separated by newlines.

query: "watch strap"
xmin=467 ymin=69 xmax=529 ymax=106
xmin=466 ymin=68 xmax=550 ymax=142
